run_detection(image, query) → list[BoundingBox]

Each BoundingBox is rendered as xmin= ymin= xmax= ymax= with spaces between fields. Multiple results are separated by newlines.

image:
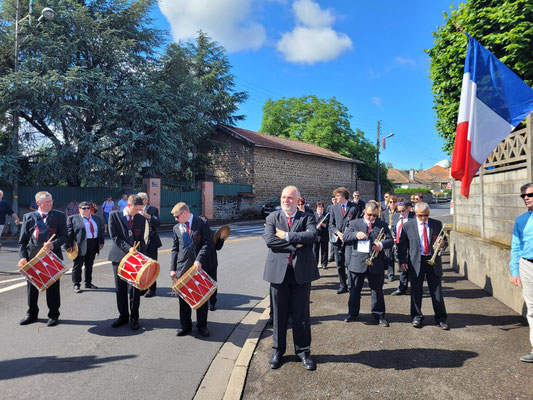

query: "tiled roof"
xmin=220 ymin=125 xmax=361 ymax=164
xmin=388 ymin=168 xmax=429 ymax=184
xmin=425 ymin=165 xmax=451 ymax=181
xmin=414 ymin=170 xmax=434 ymax=181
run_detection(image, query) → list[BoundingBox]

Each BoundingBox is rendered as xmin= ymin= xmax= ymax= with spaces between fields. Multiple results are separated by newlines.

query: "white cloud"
xmin=394 ymin=56 xmax=416 ymax=68
xmin=159 ymin=0 xmax=267 ymax=52
xmin=372 ymin=97 xmax=382 ymax=107
xmin=277 ymin=0 xmax=352 ymax=64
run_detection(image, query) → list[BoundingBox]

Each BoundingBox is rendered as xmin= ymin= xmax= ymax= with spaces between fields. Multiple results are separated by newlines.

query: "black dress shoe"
xmin=344 ymin=315 xmax=357 ymax=322
xmin=111 ymin=317 xmax=129 ymax=328
xmin=176 ymin=328 xmax=192 ymax=336
xmin=336 ymin=287 xmax=348 ymax=294
xmin=209 ymin=303 xmax=216 ymax=311
xmin=197 ymin=327 xmax=210 ymax=337
xmin=85 ymin=283 xmax=98 ymax=289
xmin=299 ymin=354 xmax=316 ymax=371
xmin=47 ymin=318 xmax=59 ymax=327
xmin=269 ymin=352 xmax=282 ymax=369
xmin=19 ymin=315 xmax=37 ymax=325
xmin=438 ymin=322 xmax=450 ymax=330
xmin=379 ymin=319 xmax=390 ymax=327
xmin=391 ymin=289 xmax=407 ymax=296
xmin=74 ymin=285 xmax=81 ymax=293
xmin=144 ymin=291 xmax=155 ymax=298
xmin=412 ymin=320 xmax=422 ymax=328
xmin=130 ymin=319 xmax=140 ymax=330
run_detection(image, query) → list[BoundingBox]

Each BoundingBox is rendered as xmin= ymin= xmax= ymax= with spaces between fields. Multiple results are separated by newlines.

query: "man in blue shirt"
xmin=0 ymin=190 xmax=21 ymax=250
xmin=510 ymin=183 xmax=533 ymax=363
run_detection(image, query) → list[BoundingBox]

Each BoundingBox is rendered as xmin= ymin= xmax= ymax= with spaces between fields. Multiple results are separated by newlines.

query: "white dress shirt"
xmin=417 ymin=221 xmax=431 ymax=254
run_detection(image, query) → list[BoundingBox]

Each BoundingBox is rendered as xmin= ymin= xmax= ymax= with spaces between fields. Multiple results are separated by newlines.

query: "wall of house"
xmin=211 ymin=134 xmax=254 ymax=185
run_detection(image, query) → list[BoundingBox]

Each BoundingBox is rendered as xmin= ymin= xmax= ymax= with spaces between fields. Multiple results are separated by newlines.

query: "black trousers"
xmin=145 ymin=247 xmax=158 ymax=293
xmin=408 ymin=257 xmax=447 ymax=323
xmin=314 ymin=233 xmax=328 ymax=267
xmin=384 ymin=253 xmax=395 ymax=279
xmin=179 ymin=297 xmax=208 ymax=329
xmin=333 ymin=243 xmax=348 ymax=289
xmin=112 ymin=262 xmax=140 ymax=321
xmin=348 ymin=270 xmax=385 ymax=320
xmin=208 ymin=266 xmax=218 ymax=306
xmin=26 ymin=279 xmax=60 ymax=319
xmin=397 ymin=261 xmax=410 ymax=291
xmin=270 ymin=266 xmax=311 ymax=356
xmin=71 ymin=238 xmax=98 ymax=285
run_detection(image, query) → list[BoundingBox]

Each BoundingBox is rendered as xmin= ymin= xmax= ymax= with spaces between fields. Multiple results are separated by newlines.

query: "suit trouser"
xmin=408 ymin=257 xmax=447 ymax=323
xmin=519 ymin=258 xmax=533 ymax=349
xmin=397 ymin=261 xmax=410 ymax=292
xmin=112 ymin=262 xmax=140 ymax=321
xmin=179 ymin=297 xmax=208 ymax=329
xmin=348 ymin=270 xmax=385 ymax=320
xmin=384 ymin=254 xmax=395 ymax=279
xmin=333 ymin=243 xmax=348 ymax=289
xmin=270 ymin=266 xmax=311 ymax=356
xmin=208 ymin=266 xmax=218 ymax=305
xmin=313 ymin=234 xmax=328 ymax=267
xmin=71 ymin=238 xmax=98 ymax=285
xmin=26 ymin=279 xmax=60 ymax=319
xmin=145 ymin=247 xmax=158 ymax=293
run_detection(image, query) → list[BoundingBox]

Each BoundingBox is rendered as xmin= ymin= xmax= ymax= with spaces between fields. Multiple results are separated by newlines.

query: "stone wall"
xmin=356 ymin=180 xmax=375 ymax=202
xmin=212 ymin=134 xmax=254 ymax=185
xmin=450 ymin=230 xmax=526 ymax=316
xmin=213 ymin=195 xmax=256 ymax=220
xmin=253 ymin=147 xmax=356 ymax=210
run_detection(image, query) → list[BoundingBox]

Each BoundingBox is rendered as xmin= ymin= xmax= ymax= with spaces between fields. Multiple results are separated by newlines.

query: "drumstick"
xmin=132 ymin=241 xmax=140 ymax=252
xmin=43 ymin=234 xmax=56 ymax=247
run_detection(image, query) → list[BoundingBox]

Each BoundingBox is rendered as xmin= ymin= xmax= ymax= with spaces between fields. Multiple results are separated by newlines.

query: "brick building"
xmin=211 ymin=125 xmax=366 ymax=214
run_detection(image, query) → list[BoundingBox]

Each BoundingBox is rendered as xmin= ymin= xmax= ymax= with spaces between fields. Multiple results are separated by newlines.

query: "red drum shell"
xmin=18 ymin=247 xmax=68 ymax=292
xmin=172 ymin=265 xmax=217 ymax=310
xmin=117 ymin=251 xmax=160 ymax=291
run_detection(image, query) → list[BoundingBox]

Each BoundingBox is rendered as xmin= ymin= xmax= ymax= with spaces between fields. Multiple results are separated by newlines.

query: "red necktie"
xmin=288 ymin=216 xmax=293 ymax=267
xmin=342 ymin=204 xmax=345 ymax=216
xmin=422 ymin=222 xmax=430 ymax=255
xmin=85 ymin=217 xmax=95 ymax=237
xmin=128 ymin=215 xmax=133 ymax=229
xmin=396 ymin=218 xmax=404 ymax=244
xmin=185 ymin=221 xmax=190 ymax=234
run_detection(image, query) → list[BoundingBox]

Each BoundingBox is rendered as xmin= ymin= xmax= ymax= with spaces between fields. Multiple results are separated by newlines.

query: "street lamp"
xmin=11 ymin=0 xmax=56 ymax=231
xmin=375 ymin=121 xmax=394 ymax=202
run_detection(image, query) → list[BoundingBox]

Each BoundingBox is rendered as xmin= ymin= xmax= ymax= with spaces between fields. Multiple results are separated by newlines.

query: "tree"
xmin=426 ymin=0 xmax=533 ymax=153
xmin=260 ymin=95 xmax=391 ymax=186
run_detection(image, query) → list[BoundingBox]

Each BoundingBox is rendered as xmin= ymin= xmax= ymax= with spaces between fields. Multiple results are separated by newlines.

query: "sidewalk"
xmin=241 ymin=252 xmax=532 ymax=400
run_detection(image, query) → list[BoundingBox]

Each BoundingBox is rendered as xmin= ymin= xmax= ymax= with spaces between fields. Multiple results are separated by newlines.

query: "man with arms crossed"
xmin=510 ymin=183 xmax=533 ymax=362
xmin=263 ymin=186 xmax=319 ymax=370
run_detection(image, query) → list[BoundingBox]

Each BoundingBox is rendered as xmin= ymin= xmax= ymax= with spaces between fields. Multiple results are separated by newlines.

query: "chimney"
xmin=409 ymin=168 xmax=414 ymax=181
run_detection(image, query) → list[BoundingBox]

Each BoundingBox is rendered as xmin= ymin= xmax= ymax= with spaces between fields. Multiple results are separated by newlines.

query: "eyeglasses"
xmin=417 ymin=213 xmax=429 ymax=217
xmin=298 ymin=203 xmax=305 ymax=206
xmin=520 ymin=193 xmax=533 ymax=199
xmin=399 ymin=209 xmax=408 ymax=213
xmin=365 ymin=213 xmax=379 ymax=218
xmin=389 ymin=200 xmax=396 ymax=204
xmin=80 ymin=207 xmax=91 ymax=210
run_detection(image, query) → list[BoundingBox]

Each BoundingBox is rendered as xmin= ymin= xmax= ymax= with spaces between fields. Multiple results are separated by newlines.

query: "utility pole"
xmin=376 ymin=120 xmax=381 ymax=201
xmin=11 ymin=0 xmax=21 ymax=228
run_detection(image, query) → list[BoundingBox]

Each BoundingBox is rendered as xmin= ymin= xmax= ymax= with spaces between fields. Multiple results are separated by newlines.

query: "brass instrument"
xmin=388 ymin=211 xmax=393 ymax=228
xmin=365 ymin=228 xmax=385 ymax=266
xmin=427 ymin=226 xmax=448 ymax=265
xmin=316 ymin=212 xmax=329 ymax=229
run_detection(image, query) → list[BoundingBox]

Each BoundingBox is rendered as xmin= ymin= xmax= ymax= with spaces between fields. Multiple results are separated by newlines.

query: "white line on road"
xmin=0 ymin=276 xmax=26 ymax=284
xmin=0 ymin=282 xmax=26 ymax=293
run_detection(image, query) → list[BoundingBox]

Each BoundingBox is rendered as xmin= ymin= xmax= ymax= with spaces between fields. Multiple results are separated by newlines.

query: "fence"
xmin=0 ymin=186 xmax=124 ymax=207
xmin=160 ymin=188 xmax=202 ymax=223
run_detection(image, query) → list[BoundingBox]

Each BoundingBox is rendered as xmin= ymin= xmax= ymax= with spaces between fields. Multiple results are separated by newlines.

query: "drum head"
xmin=65 ymin=242 xmax=79 ymax=260
xmin=214 ymin=225 xmax=230 ymax=244
xmin=138 ymin=261 xmax=160 ymax=291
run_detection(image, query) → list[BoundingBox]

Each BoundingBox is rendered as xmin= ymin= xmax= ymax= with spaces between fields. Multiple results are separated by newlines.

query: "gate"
xmin=160 ymin=188 xmax=202 ymax=224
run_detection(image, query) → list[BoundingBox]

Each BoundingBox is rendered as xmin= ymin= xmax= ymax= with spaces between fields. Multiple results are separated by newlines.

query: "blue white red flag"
xmin=451 ymin=34 xmax=533 ymax=198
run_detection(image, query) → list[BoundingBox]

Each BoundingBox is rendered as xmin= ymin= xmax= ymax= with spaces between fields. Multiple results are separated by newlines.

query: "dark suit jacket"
xmin=343 ymin=219 xmax=393 ymax=274
xmin=107 ymin=210 xmax=147 ymax=263
xmin=353 ymin=199 xmax=366 ymax=218
xmin=314 ymin=211 xmax=329 ymax=240
xmin=144 ymin=205 xmax=162 ymax=252
xmin=170 ymin=216 xmax=212 ymax=278
xmin=18 ymin=209 xmax=68 ymax=261
xmin=66 ymin=214 xmax=104 ymax=256
xmin=397 ymin=218 xmax=446 ymax=277
xmin=263 ymin=210 xmax=319 ymax=285
xmin=328 ymin=201 xmax=358 ymax=244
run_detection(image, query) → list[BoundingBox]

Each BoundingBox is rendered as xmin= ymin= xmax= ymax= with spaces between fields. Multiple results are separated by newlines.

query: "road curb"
xmin=193 ymin=296 xmax=270 ymax=400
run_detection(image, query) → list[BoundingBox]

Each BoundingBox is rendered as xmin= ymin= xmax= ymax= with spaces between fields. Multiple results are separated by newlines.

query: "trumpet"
xmin=316 ymin=212 xmax=329 ymax=229
xmin=427 ymin=226 xmax=448 ymax=265
xmin=365 ymin=228 xmax=385 ymax=266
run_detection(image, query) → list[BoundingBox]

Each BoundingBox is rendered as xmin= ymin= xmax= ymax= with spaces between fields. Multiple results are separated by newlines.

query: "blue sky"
xmin=153 ymin=0 xmax=459 ymax=170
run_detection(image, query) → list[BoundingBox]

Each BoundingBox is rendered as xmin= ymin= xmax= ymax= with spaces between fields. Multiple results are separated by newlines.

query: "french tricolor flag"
xmin=451 ymin=34 xmax=533 ymax=198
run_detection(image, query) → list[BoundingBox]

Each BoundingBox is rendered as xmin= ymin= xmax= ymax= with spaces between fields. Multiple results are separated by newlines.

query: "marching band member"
xmin=381 ymin=195 xmax=399 ymax=281
xmin=391 ymin=200 xmax=415 ymax=296
xmin=314 ymin=202 xmax=329 ymax=269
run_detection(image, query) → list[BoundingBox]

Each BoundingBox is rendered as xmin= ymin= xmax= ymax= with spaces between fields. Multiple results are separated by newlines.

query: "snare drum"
xmin=18 ymin=247 xmax=68 ymax=292
xmin=117 ymin=251 xmax=160 ymax=290
xmin=172 ymin=265 xmax=217 ymax=310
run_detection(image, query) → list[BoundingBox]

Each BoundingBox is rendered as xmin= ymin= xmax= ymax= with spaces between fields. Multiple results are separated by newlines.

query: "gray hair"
xmin=35 ymin=191 xmax=52 ymax=203
xmin=282 ymin=185 xmax=301 ymax=199
xmin=520 ymin=183 xmax=533 ymax=192
xmin=365 ymin=202 xmax=378 ymax=212
xmin=353 ymin=191 xmax=360 ymax=196
xmin=414 ymin=201 xmax=430 ymax=213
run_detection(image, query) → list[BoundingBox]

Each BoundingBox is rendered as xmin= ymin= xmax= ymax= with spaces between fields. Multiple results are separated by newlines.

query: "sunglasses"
xmin=399 ymin=209 xmax=408 ymax=213
xmin=365 ymin=213 xmax=379 ymax=218
xmin=80 ymin=207 xmax=91 ymax=210
xmin=520 ymin=193 xmax=533 ymax=199
xmin=389 ymin=200 xmax=397 ymax=204
xmin=417 ymin=213 xmax=429 ymax=217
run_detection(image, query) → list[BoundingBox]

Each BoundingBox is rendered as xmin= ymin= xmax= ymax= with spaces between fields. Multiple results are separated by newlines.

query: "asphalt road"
xmin=0 ymin=223 xmax=268 ymax=399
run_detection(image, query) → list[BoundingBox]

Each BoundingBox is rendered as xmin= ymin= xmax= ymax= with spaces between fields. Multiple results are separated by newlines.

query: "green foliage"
xmin=393 ymin=188 xmax=433 ymax=196
xmin=426 ymin=0 xmax=533 ymax=154
xmin=260 ymin=95 xmax=391 ymax=186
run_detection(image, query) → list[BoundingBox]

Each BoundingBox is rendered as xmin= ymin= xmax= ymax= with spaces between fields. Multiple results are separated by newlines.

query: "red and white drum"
xmin=18 ymin=247 xmax=69 ymax=292
xmin=117 ymin=251 xmax=160 ymax=291
xmin=172 ymin=265 xmax=217 ymax=310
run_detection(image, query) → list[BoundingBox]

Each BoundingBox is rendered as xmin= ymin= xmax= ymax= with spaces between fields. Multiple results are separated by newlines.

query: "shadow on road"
xmin=0 ymin=354 xmax=137 ymax=380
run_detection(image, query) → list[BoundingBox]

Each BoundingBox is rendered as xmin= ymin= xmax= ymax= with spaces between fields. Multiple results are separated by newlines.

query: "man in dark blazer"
xmin=263 ymin=185 xmax=319 ymax=371
xmin=107 ymin=194 xmax=147 ymax=330
xmin=343 ymin=202 xmax=393 ymax=326
xmin=170 ymin=202 xmax=212 ymax=337
xmin=352 ymin=191 xmax=366 ymax=219
xmin=380 ymin=192 xmax=391 ymax=213
xmin=326 ymin=196 xmax=336 ymax=263
xmin=329 ymin=187 xmax=358 ymax=294
xmin=314 ymin=202 xmax=329 ymax=269
xmin=398 ymin=201 xmax=449 ymax=330
xmin=391 ymin=200 xmax=415 ymax=295
xmin=381 ymin=195 xmax=398 ymax=281
xmin=66 ymin=201 xmax=105 ymax=293
xmin=18 ymin=191 xmax=68 ymax=327
xmin=138 ymin=192 xmax=162 ymax=297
